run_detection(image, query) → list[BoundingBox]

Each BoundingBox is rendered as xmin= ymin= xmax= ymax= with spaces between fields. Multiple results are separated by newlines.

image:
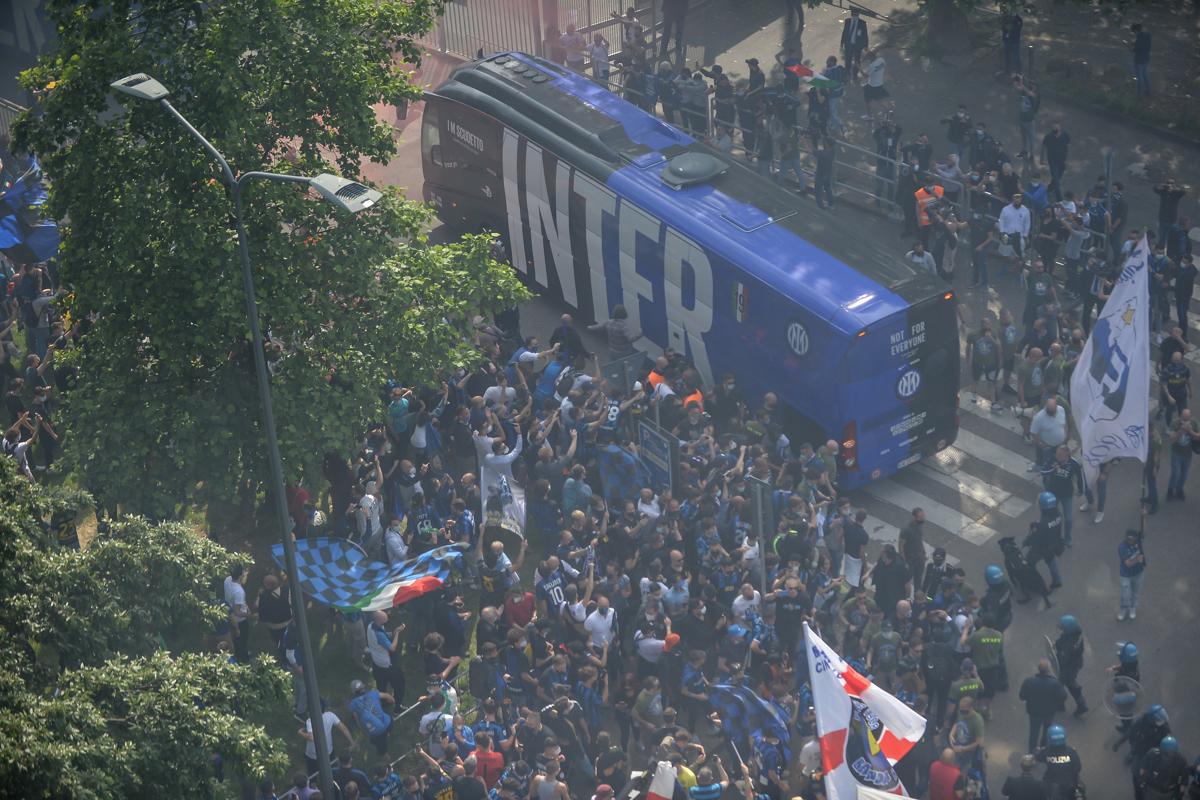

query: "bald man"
xmin=1019 ymin=659 xmax=1068 ymax=753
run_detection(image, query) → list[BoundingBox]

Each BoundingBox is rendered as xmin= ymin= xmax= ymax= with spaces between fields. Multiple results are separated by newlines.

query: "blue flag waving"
xmin=0 ymin=157 xmax=60 ymax=264
xmin=708 ymin=683 xmax=792 ymax=762
xmin=271 ymin=538 xmax=465 ymax=611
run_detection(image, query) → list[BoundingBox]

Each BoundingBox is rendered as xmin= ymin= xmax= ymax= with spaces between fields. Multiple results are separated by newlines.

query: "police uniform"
xmin=1054 ymin=631 xmax=1088 ymax=715
xmin=1137 ymin=746 xmax=1188 ymax=800
xmin=1038 ymin=744 xmax=1081 ymax=800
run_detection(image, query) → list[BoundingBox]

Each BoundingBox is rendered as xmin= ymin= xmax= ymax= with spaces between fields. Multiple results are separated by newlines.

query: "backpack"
xmin=555 ymin=367 xmax=577 ymax=399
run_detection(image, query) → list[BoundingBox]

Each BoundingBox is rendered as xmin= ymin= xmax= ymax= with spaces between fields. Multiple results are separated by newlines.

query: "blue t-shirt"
xmin=1118 ymin=539 xmax=1145 ymax=577
xmin=349 ymin=689 xmax=392 ymax=737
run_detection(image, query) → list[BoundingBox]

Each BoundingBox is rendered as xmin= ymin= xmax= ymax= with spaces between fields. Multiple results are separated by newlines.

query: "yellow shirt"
xmin=676 ymin=766 xmax=697 ymax=789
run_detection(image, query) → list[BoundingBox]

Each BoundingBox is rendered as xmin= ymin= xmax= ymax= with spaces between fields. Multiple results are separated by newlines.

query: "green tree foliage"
xmin=15 ymin=0 xmax=528 ymax=519
xmin=0 ymin=459 xmax=288 ymax=798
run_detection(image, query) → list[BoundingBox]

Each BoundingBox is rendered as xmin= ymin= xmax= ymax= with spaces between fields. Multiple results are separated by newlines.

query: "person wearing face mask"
xmin=939 ymin=103 xmax=972 ymax=159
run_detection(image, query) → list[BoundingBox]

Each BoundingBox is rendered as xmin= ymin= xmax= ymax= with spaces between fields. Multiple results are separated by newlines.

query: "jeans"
xmin=828 ymin=547 xmax=844 ymax=577
xmin=1004 ymin=40 xmax=1022 ymax=73
xmin=1120 ymin=572 xmax=1144 ymax=611
xmin=1086 ymin=475 xmax=1108 ymax=512
xmin=1020 ymin=119 xmax=1036 ymax=157
xmin=1165 ymin=394 xmax=1187 ymax=427
xmin=815 ymin=173 xmax=835 ymax=208
xmin=1060 ymin=499 xmax=1074 ymax=545
xmin=1168 ymin=451 xmax=1192 ymax=494
xmin=972 ymin=248 xmax=989 ymax=286
xmin=827 ymin=96 xmax=844 ymax=133
xmin=1048 ymin=163 xmax=1065 ymax=202
xmin=777 ymin=155 xmax=806 ymax=192
xmin=1135 ymin=62 xmax=1150 ymax=96
xmin=1178 ymin=296 xmax=1192 ymax=340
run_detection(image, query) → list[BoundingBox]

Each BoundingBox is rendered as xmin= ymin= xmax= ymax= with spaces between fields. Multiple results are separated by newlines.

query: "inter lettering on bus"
xmin=501 ymin=128 xmax=715 ymax=385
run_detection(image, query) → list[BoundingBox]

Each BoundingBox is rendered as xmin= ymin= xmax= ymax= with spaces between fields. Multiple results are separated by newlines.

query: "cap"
xmin=663 ymin=632 xmax=681 ymax=652
xmin=960 ymin=658 xmax=976 ymax=675
xmin=518 ymin=351 xmax=539 ymax=364
xmin=746 ymin=57 xmax=759 ymax=66
xmin=633 ymin=381 xmax=644 ymax=391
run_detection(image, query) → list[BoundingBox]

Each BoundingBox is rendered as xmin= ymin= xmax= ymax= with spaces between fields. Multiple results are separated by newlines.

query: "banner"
xmin=475 ymin=431 xmax=525 ymax=538
xmin=1069 ymin=235 xmax=1151 ymax=487
xmin=804 ymin=623 xmax=926 ymax=799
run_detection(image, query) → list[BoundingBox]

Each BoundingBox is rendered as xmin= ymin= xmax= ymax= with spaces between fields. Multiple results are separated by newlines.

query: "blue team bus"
xmin=421 ymin=52 xmax=960 ymax=489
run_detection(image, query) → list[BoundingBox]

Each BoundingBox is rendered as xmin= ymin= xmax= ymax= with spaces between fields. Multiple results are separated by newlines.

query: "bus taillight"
xmin=840 ymin=422 xmax=859 ymax=471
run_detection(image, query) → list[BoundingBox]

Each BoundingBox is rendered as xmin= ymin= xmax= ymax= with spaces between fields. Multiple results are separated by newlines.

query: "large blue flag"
xmin=595 ymin=442 xmax=653 ymax=507
xmin=271 ymin=538 xmax=465 ymax=611
xmin=709 ymin=683 xmax=792 ymax=761
xmin=0 ymin=157 xmax=59 ymax=264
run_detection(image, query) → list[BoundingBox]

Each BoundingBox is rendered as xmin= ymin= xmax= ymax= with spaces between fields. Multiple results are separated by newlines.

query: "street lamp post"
xmin=111 ymin=73 xmax=382 ymax=799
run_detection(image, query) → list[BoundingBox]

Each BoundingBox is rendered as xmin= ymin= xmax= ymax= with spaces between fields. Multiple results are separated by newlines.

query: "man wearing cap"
xmin=348 ymin=679 xmax=395 ymax=756
xmin=946 ymin=658 xmax=985 ymax=724
xmin=1000 ymin=754 xmax=1051 ymax=800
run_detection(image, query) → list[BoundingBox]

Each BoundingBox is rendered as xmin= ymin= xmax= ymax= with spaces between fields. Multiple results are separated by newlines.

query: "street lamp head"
xmin=308 ymin=173 xmax=382 ymax=214
xmin=111 ymin=73 xmax=170 ymax=102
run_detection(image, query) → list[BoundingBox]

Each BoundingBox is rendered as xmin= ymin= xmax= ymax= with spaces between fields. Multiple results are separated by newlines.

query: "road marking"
xmin=861 ymin=478 xmax=1001 ymax=545
xmin=959 ymin=391 xmax=1028 ymax=437
xmin=913 ymin=461 xmax=1033 ymax=517
xmin=949 ymin=429 xmax=1045 ymax=487
xmin=860 ymin=516 xmax=961 ymax=566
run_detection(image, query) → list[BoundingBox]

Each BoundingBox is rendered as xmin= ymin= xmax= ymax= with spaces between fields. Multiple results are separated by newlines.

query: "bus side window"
xmin=422 ymin=103 xmax=442 ymax=167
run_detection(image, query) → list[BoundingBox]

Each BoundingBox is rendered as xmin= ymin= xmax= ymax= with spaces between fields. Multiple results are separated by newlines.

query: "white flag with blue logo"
xmin=1069 ymin=235 xmax=1151 ymax=488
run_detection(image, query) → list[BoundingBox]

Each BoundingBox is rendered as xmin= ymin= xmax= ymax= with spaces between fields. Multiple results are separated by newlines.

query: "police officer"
xmin=1116 ymin=705 xmax=1173 ymax=765
xmin=1137 ymin=736 xmax=1188 ymax=800
xmin=1024 ymin=492 xmax=1065 ymax=590
xmin=1109 ymin=641 xmax=1141 ymax=733
xmin=1037 ymin=724 xmax=1081 ymax=800
xmin=1053 ymin=615 xmax=1088 ymax=717
xmin=981 ymin=564 xmax=1014 ymax=631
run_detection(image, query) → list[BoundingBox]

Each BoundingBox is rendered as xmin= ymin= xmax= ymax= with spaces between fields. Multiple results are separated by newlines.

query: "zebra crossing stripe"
xmin=860 ymin=477 xmax=1000 ymax=546
xmin=860 ymin=515 xmax=961 ymax=567
xmin=951 ymin=428 xmax=1046 ymax=487
xmin=913 ymin=461 xmax=1033 ymax=518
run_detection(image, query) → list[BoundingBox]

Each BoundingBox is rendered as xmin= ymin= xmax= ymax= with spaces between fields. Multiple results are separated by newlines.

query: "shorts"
xmin=863 ymin=84 xmax=889 ymax=102
xmin=972 ymin=362 xmax=999 ymax=382
xmin=977 ymin=665 xmax=1003 ymax=699
xmin=1003 ymin=354 xmax=1015 ymax=373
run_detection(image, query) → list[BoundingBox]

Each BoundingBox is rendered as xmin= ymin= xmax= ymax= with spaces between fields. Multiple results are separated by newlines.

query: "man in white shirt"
xmin=1029 ymin=397 xmax=1068 ymax=469
xmin=300 ymin=704 xmax=354 ymax=775
xmin=905 ymin=241 xmax=937 ymax=275
xmin=998 ymin=192 xmax=1033 ymax=265
xmin=637 ymin=488 xmax=662 ymax=520
xmin=730 ymin=584 xmax=761 ymax=622
xmin=584 ymin=596 xmax=617 ymax=648
xmin=223 ymin=564 xmax=253 ymax=663
xmin=483 ymin=374 xmax=517 ymax=414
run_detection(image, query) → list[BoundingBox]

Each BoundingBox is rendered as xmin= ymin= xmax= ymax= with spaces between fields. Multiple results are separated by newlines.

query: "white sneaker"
xmin=1117 ymin=609 xmax=1127 ymax=621
xmin=1129 ymin=608 xmax=1137 ymax=620
xmin=1078 ymin=501 xmax=1090 ymax=511
xmin=1094 ymin=511 xmax=1104 ymax=524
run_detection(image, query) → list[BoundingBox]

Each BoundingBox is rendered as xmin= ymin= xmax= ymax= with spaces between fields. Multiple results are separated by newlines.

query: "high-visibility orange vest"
xmin=915 ymin=185 xmax=944 ymax=227
xmin=683 ymin=389 xmax=704 ymax=410
xmin=647 ymin=370 xmax=667 ymax=390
